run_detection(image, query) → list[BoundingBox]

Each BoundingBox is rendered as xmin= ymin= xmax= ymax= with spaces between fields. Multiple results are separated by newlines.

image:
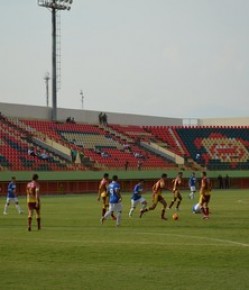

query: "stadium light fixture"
xmin=38 ymin=0 xmax=73 ymax=10
xmin=38 ymin=0 xmax=73 ymax=121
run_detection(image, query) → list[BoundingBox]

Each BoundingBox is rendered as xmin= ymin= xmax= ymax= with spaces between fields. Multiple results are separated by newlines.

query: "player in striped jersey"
xmin=140 ymin=173 xmax=168 ymax=220
xmin=26 ymin=174 xmax=41 ymax=231
xmin=97 ymin=173 xmax=116 ymax=220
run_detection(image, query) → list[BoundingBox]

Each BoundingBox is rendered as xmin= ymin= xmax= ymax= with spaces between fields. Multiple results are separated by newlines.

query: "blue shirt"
xmin=131 ymin=183 xmax=143 ymax=201
xmin=189 ymin=176 xmax=196 ymax=187
xmin=7 ymin=181 xmax=16 ymax=198
xmin=108 ymin=181 xmax=121 ymax=203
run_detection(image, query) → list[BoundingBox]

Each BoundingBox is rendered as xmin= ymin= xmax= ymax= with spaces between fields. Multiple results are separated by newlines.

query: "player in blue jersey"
xmin=3 ymin=177 xmax=23 ymax=215
xmin=129 ymin=180 xmax=148 ymax=218
xmin=101 ymin=175 xmax=122 ymax=227
xmin=188 ymin=172 xmax=197 ymax=199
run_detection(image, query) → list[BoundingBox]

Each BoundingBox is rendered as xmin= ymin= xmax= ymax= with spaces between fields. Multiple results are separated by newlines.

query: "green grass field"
xmin=0 ymin=189 xmax=248 ymax=290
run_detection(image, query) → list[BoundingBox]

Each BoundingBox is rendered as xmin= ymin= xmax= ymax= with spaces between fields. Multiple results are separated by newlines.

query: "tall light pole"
xmin=80 ymin=90 xmax=84 ymax=110
xmin=44 ymin=72 xmax=50 ymax=107
xmin=38 ymin=0 xmax=73 ymax=121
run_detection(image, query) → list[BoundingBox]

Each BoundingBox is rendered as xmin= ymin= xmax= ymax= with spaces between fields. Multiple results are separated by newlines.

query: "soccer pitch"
xmin=0 ymin=190 xmax=248 ymax=290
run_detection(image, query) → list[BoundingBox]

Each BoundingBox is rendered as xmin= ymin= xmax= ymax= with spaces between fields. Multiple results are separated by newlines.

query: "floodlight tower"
xmin=80 ymin=90 xmax=84 ymax=110
xmin=38 ymin=0 xmax=73 ymax=121
xmin=44 ymin=72 xmax=50 ymax=107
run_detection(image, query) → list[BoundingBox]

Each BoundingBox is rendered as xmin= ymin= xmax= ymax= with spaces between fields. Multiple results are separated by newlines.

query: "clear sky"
xmin=1 ymin=0 xmax=249 ymax=119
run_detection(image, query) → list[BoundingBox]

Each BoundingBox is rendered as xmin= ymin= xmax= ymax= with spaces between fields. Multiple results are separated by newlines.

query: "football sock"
xmin=176 ymin=200 xmax=181 ymax=209
xmin=28 ymin=217 xmax=32 ymax=230
xmin=129 ymin=208 xmax=135 ymax=216
xmin=141 ymin=203 xmax=147 ymax=210
xmin=116 ymin=212 xmax=121 ymax=226
xmin=139 ymin=208 xmax=148 ymax=217
xmin=37 ymin=218 xmax=41 ymax=230
xmin=102 ymin=208 xmax=106 ymax=217
xmin=15 ymin=204 xmax=21 ymax=213
xmin=149 ymin=204 xmax=156 ymax=211
xmin=103 ymin=210 xmax=111 ymax=219
xmin=161 ymin=209 xmax=166 ymax=219
xmin=111 ymin=212 xmax=117 ymax=220
xmin=3 ymin=204 xmax=8 ymax=214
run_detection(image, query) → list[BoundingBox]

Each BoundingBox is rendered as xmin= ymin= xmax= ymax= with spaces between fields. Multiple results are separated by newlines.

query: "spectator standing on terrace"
xmin=66 ymin=117 xmax=76 ymax=124
xmin=3 ymin=177 xmax=23 ymax=215
xmin=224 ymin=174 xmax=230 ymax=189
xmin=102 ymin=113 xmax=108 ymax=126
xmin=71 ymin=148 xmax=77 ymax=163
xmin=98 ymin=112 xmax=103 ymax=125
xmin=79 ymin=151 xmax=85 ymax=163
xmin=218 ymin=175 xmax=223 ymax=189
xmin=137 ymin=160 xmax=142 ymax=171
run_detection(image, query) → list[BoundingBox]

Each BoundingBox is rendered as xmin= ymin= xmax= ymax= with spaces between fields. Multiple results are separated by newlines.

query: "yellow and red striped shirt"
xmin=26 ymin=181 xmax=40 ymax=203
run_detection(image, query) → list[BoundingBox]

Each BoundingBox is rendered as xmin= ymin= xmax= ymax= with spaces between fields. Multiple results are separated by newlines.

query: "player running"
xmin=26 ymin=174 xmax=41 ymax=231
xmin=101 ymin=175 xmax=122 ymax=227
xmin=3 ymin=177 xmax=22 ymax=215
xmin=128 ymin=180 xmax=147 ymax=218
xmin=141 ymin=173 xmax=168 ymax=220
xmin=97 ymin=173 xmax=116 ymax=220
xmin=168 ymin=172 xmax=183 ymax=211
xmin=199 ymin=171 xmax=212 ymax=219
xmin=188 ymin=172 xmax=197 ymax=199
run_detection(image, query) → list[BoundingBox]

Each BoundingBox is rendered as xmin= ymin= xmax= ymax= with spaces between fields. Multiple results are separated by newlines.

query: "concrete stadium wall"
xmin=0 ymin=102 xmax=182 ymax=126
xmin=1 ymin=102 xmax=249 ymax=126
xmin=0 ymin=102 xmax=51 ymax=119
xmin=199 ymin=117 xmax=249 ymax=126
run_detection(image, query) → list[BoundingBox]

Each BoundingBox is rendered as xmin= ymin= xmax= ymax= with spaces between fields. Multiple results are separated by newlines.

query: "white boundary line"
xmin=138 ymin=232 xmax=249 ymax=248
xmin=1 ymin=233 xmax=248 ymax=248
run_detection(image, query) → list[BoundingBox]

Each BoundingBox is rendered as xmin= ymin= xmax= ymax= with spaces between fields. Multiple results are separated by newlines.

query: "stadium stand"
xmin=0 ymin=115 xmax=84 ymax=171
xmin=1 ymin=109 xmax=249 ymax=171
xmin=0 ymin=115 xmax=177 ymax=171
xmin=176 ymin=126 xmax=249 ymax=170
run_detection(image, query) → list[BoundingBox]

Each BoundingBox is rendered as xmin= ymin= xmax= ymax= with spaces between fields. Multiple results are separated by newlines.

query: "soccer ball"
xmin=192 ymin=203 xmax=201 ymax=214
xmin=172 ymin=213 xmax=179 ymax=220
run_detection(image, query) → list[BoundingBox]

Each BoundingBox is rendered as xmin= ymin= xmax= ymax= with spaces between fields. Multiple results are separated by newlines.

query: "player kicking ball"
xmin=129 ymin=180 xmax=148 ymax=218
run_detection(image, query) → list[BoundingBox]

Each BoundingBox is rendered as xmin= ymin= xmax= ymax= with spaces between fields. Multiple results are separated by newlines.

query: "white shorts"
xmin=131 ymin=197 xmax=146 ymax=208
xmin=190 ymin=186 xmax=196 ymax=192
xmin=109 ymin=202 xmax=123 ymax=212
xmin=6 ymin=197 xmax=19 ymax=204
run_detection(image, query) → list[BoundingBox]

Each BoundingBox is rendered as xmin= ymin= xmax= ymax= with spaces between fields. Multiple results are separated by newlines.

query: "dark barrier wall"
xmin=0 ymin=178 xmax=248 ymax=196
